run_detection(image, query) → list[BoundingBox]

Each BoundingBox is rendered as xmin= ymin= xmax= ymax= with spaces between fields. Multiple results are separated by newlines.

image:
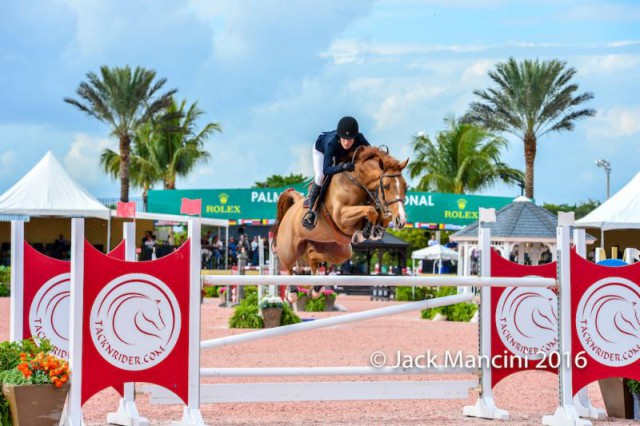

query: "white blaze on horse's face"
xmin=393 ymin=177 xmax=407 ymax=229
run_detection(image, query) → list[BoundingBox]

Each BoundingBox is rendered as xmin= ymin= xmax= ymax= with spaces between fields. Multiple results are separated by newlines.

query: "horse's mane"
xmin=352 ymin=146 xmax=402 ymax=171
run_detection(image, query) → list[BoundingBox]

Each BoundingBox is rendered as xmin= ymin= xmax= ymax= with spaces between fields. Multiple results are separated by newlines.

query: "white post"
xmin=178 ymin=219 xmax=205 ymax=425
xmin=542 ymin=212 xmax=591 ymax=426
xmin=571 ymin=228 xmax=606 ymax=420
xmin=463 ymin=209 xmax=508 ymax=420
xmin=64 ymin=218 xmax=85 ymax=426
xmin=9 ymin=220 xmax=24 ymax=342
xmin=107 ymin=222 xmax=150 ymax=426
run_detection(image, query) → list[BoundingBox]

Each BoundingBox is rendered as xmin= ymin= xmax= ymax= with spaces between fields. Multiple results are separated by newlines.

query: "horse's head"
xmin=353 ymin=146 xmax=408 ymax=230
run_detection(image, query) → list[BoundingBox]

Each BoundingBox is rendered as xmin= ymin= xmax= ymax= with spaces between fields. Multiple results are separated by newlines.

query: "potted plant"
xmin=626 ymin=379 xmax=640 ymax=420
xmin=259 ymin=295 xmax=284 ymax=328
xmin=0 ymin=338 xmax=70 ymax=426
xmin=323 ymin=288 xmax=338 ymax=311
xmin=294 ymin=286 xmax=310 ymax=312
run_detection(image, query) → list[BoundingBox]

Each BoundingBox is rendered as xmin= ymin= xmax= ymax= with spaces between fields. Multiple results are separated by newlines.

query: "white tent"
xmin=411 ymin=244 xmax=458 ymax=274
xmin=576 ymin=171 xmax=640 ymax=231
xmin=411 ymin=244 xmax=459 ymax=261
xmin=0 ymin=151 xmax=110 ymax=219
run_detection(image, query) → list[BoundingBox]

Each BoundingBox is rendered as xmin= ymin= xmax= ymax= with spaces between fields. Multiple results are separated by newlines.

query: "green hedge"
xmin=420 ymin=286 xmax=477 ymax=322
xmin=228 ymin=290 xmax=301 ymax=328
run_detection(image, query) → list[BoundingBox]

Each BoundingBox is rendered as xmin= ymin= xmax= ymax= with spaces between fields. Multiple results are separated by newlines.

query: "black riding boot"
xmin=302 ymin=183 xmax=322 ymax=230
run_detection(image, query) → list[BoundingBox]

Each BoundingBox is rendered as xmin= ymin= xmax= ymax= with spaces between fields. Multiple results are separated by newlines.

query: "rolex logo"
xmin=457 ymin=198 xmax=467 ymax=210
xmin=219 ymin=193 xmax=229 ymax=204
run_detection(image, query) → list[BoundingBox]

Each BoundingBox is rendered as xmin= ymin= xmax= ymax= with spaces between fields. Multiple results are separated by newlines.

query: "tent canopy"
xmin=411 ymin=244 xmax=459 ymax=260
xmin=0 ymin=151 xmax=111 ymax=220
xmin=576 ymin=171 xmax=640 ymax=230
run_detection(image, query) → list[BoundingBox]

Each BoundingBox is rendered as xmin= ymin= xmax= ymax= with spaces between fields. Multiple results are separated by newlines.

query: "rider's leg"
xmin=302 ymin=182 xmax=322 ymax=229
xmin=302 ymin=147 xmax=325 ymax=230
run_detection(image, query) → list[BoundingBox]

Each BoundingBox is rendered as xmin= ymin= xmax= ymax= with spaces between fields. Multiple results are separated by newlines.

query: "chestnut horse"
xmin=272 ymin=146 xmax=408 ymax=275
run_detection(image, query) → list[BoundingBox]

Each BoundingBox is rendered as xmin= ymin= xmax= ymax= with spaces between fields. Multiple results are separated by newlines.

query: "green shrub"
xmin=626 ymin=379 xmax=640 ymax=395
xmin=228 ymin=292 xmax=300 ymax=328
xmin=305 ymin=296 xmax=325 ymax=312
xmin=420 ymin=287 xmax=477 ymax=322
xmin=395 ymin=286 xmax=437 ymax=301
xmin=0 ymin=284 xmax=9 ymax=298
xmin=202 ymin=286 xmax=218 ymax=298
xmin=0 ymin=266 xmax=9 ymax=286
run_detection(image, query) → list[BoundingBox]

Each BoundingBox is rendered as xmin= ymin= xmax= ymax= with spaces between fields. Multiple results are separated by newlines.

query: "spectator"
xmin=428 ymin=234 xmax=438 ymax=247
xmin=228 ymin=237 xmax=237 ymax=265
xmin=211 ymin=236 xmax=223 ymax=268
xmin=250 ymin=236 xmax=260 ymax=266
xmin=445 ymin=236 xmax=458 ymax=250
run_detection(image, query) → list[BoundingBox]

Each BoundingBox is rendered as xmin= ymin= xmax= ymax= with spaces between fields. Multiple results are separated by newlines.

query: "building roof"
xmin=451 ymin=197 xmax=595 ymax=243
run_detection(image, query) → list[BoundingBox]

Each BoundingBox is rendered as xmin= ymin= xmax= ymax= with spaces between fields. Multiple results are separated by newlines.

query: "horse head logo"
xmin=577 ymin=277 xmax=640 ymax=367
xmin=90 ymin=274 xmax=181 ymax=371
xmin=29 ymin=273 xmax=71 ymax=359
xmin=495 ymin=284 xmax=559 ymax=358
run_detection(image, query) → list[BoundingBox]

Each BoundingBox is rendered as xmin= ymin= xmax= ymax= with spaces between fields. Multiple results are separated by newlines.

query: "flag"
xmin=180 ymin=198 xmax=202 ymax=216
xmin=116 ymin=201 xmax=136 ymax=218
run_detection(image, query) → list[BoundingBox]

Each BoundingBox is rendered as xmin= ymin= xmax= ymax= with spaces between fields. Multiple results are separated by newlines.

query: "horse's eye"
xmin=383 ymin=185 xmax=390 ymax=190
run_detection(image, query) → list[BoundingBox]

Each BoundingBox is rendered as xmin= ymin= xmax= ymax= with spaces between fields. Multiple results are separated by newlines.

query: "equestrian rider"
xmin=302 ymin=116 xmax=370 ymax=230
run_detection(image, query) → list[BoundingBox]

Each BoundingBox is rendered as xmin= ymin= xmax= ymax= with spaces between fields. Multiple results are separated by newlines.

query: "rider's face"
xmin=340 ymin=137 xmax=355 ymax=150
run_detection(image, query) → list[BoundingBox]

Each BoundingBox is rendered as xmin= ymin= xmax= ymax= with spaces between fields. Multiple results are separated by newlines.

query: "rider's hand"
xmin=341 ymin=163 xmax=355 ymax=172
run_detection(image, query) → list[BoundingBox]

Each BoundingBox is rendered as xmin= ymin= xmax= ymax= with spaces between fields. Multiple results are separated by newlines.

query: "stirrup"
xmin=302 ymin=210 xmax=317 ymax=230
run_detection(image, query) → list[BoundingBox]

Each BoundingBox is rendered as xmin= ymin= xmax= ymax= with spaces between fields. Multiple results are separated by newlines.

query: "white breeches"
xmin=312 ymin=147 xmax=325 ymax=186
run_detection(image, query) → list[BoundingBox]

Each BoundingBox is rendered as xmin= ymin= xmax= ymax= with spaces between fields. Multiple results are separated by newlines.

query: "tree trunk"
xmin=523 ymin=134 xmax=537 ymax=200
xmin=119 ymin=133 xmax=131 ymax=202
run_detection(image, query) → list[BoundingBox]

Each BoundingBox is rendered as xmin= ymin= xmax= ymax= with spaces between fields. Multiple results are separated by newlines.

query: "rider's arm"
xmin=322 ymin=143 xmax=350 ymax=176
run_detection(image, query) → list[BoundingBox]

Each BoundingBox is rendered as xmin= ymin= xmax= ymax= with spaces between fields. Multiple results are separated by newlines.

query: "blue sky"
xmin=1 ymin=0 xmax=639 ymax=205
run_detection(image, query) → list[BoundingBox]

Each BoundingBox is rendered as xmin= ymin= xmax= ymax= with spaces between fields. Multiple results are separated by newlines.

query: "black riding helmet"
xmin=337 ymin=116 xmax=359 ymax=139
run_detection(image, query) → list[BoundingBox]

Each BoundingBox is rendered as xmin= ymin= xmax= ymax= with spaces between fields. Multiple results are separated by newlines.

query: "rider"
xmin=301 ymin=116 xmax=370 ymax=230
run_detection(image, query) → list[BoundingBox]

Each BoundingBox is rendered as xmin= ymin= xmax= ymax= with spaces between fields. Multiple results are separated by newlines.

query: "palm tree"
xmin=65 ymin=65 xmax=177 ymax=202
xmin=100 ymin=98 xmax=220 ymax=207
xmin=254 ymin=173 xmax=310 ymax=188
xmin=150 ymin=98 xmax=220 ymax=189
xmin=408 ymin=117 xmax=523 ymax=194
xmin=464 ymin=57 xmax=595 ymax=199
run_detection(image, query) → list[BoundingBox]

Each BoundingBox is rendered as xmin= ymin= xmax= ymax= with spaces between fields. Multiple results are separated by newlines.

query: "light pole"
xmin=595 ymin=159 xmax=611 ymax=199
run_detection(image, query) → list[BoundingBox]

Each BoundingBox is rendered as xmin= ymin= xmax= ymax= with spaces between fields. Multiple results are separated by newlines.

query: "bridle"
xmin=344 ymin=148 xmax=405 ymax=218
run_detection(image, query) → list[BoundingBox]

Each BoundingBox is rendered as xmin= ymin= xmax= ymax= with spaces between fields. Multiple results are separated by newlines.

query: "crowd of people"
xmin=201 ymin=231 xmax=264 ymax=269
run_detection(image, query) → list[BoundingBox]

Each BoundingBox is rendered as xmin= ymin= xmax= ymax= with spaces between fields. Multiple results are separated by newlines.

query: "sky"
xmin=1 ymin=0 xmax=639 ymax=205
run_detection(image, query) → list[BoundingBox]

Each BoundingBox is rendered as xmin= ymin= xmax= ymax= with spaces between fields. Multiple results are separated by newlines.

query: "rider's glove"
xmin=341 ymin=163 xmax=355 ymax=172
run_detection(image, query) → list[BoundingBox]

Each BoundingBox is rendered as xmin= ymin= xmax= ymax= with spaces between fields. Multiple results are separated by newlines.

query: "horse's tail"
xmin=271 ymin=188 xmax=299 ymax=241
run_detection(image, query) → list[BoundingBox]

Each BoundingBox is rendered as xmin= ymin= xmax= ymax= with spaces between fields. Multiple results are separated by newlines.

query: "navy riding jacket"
xmin=314 ymin=130 xmax=370 ymax=176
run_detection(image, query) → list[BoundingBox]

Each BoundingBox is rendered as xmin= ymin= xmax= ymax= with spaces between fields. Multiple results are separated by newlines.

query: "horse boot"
xmin=302 ymin=183 xmax=322 ymax=230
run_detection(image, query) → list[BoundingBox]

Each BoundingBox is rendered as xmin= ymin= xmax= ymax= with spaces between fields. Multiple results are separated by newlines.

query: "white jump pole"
xmin=64 ymin=218 xmax=85 ymax=426
xmin=543 ymin=212 xmax=591 ymax=426
xmin=463 ymin=208 xmax=508 ymax=420
xmin=572 ymin=229 xmax=606 ymax=420
xmin=107 ymin=222 xmax=150 ymax=426
xmin=9 ymin=220 xmax=24 ymax=342
xmin=177 ymin=219 xmax=206 ymax=425
xmin=202 ymin=293 xmax=474 ymax=350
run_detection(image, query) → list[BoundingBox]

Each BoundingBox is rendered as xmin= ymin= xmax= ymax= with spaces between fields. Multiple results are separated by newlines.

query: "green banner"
xmin=147 ymin=188 xmax=512 ymax=228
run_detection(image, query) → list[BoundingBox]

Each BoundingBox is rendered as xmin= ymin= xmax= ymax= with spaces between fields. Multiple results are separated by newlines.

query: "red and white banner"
xmin=490 ymin=249 xmax=558 ymax=387
xmin=570 ymin=250 xmax=640 ymax=394
xmin=80 ymin=240 xmax=192 ymax=405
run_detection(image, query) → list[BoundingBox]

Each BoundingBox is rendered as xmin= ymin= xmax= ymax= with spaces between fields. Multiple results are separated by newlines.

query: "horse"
xmin=272 ymin=146 xmax=408 ymax=276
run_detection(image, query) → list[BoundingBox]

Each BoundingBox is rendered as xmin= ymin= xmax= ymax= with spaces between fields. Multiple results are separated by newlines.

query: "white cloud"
xmin=578 ymin=54 xmax=640 ymax=75
xmin=64 ymin=133 xmax=116 ymax=185
xmin=587 ymin=106 xmax=640 ymax=139
xmin=0 ymin=151 xmax=16 ymax=176
xmin=289 ymin=144 xmax=313 ymax=177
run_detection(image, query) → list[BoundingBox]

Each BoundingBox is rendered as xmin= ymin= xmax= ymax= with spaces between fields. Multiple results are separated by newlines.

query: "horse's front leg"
xmin=333 ymin=205 xmax=379 ymax=244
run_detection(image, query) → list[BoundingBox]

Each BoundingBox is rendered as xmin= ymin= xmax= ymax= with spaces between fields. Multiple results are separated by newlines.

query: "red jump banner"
xmin=80 ymin=240 xmax=192 ymax=405
xmin=570 ymin=250 xmax=640 ymax=394
xmin=490 ymin=249 xmax=558 ymax=387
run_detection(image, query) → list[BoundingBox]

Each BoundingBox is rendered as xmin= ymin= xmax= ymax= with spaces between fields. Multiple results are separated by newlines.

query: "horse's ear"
xmin=399 ymin=158 xmax=409 ymax=169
